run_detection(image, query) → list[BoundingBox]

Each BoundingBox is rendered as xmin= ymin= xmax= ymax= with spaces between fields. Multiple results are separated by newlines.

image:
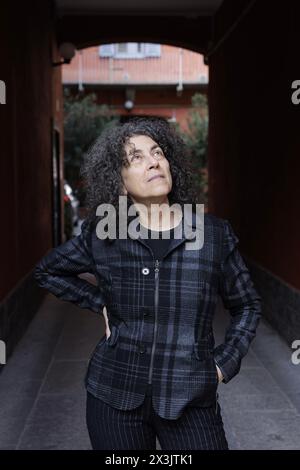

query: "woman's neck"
xmin=132 ymin=198 xmax=182 ymax=231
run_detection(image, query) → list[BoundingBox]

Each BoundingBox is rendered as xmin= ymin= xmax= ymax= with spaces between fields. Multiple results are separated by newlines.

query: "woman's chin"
xmin=146 ymin=191 xmax=170 ymax=200
xmin=146 ymin=185 xmax=171 ymax=198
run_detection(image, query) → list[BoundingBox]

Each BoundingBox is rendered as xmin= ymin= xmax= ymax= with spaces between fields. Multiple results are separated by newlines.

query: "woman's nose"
xmin=146 ymin=154 xmax=159 ymax=168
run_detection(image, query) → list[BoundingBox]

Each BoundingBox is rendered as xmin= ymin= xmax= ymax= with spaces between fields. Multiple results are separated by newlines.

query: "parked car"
xmin=64 ymin=181 xmax=80 ymax=238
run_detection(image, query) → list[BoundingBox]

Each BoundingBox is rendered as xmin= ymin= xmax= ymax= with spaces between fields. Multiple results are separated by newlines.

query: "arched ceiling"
xmin=55 ymin=0 xmax=224 ymax=53
xmin=55 ymin=0 xmax=223 ymax=17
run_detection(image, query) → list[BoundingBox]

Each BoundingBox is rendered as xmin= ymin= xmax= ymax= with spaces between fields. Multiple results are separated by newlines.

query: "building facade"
xmin=62 ymin=43 xmax=208 ymax=128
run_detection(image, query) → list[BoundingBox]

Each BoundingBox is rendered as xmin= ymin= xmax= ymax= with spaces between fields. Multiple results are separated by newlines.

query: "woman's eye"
xmin=131 ymin=154 xmax=141 ymax=161
xmin=154 ymin=150 xmax=163 ymax=156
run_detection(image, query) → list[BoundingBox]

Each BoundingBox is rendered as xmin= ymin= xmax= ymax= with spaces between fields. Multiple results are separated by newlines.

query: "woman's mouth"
xmin=148 ymin=174 xmax=165 ymax=182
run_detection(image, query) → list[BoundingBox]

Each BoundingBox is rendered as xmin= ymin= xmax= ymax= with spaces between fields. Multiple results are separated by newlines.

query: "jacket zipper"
xmin=147 ymin=259 xmax=160 ymax=385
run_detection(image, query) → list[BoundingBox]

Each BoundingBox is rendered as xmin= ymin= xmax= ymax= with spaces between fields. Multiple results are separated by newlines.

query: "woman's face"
xmin=121 ymin=134 xmax=173 ymax=204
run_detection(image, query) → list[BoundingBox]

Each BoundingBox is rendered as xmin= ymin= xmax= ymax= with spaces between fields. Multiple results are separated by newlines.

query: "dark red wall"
xmin=0 ymin=0 xmax=63 ymax=300
xmin=208 ymin=0 xmax=300 ymax=289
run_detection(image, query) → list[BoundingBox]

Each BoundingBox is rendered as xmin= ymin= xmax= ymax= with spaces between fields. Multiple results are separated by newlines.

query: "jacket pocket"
xmin=192 ymin=341 xmax=219 ymax=391
xmin=192 ymin=331 xmax=214 ymax=361
xmin=193 ymin=341 xmax=212 ymax=361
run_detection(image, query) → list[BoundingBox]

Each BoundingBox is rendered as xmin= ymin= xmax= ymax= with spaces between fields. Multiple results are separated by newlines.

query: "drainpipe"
xmin=176 ymin=48 xmax=183 ymax=97
xmin=78 ymin=50 xmax=83 ymax=92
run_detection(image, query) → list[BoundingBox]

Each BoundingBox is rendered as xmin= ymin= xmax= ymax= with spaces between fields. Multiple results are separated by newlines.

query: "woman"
xmin=35 ymin=117 xmax=261 ymax=450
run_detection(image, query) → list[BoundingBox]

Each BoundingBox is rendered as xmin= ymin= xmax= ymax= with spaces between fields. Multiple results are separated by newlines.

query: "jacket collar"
xmin=128 ymin=204 xmax=204 ymax=253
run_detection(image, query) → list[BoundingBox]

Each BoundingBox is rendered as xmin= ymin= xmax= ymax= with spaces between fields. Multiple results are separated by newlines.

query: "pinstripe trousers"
xmin=86 ymin=386 xmax=229 ymax=450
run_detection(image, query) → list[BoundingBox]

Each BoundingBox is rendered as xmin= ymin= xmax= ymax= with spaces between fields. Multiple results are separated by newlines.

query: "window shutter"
xmin=99 ymin=44 xmax=115 ymax=57
xmin=145 ymin=44 xmax=161 ymax=57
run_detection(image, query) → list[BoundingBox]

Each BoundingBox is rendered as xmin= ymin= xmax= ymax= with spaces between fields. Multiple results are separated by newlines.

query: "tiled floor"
xmin=0 ymin=294 xmax=299 ymax=450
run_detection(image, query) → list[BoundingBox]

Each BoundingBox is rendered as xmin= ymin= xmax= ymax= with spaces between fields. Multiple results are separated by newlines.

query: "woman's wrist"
xmin=216 ymin=364 xmax=224 ymax=383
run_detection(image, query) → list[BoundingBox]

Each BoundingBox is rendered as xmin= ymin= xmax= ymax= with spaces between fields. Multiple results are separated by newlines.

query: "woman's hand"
xmin=216 ymin=364 xmax=224 ymax=383
xmin=102 ymin=306 xmax=111 ymax=339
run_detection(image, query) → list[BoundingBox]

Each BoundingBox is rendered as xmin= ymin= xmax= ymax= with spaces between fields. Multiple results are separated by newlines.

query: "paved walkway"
xmin=0 ymin=294 xmax=299 ymax=450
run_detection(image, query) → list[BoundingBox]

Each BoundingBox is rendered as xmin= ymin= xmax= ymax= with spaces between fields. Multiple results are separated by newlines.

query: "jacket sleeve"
xmin=213 ymin=220 xmax=262 ymax=383
xmin=34 ymin=219 xmax=105 ymax=314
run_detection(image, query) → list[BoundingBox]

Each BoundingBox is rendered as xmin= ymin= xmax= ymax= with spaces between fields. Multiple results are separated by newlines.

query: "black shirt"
xmin=139 ymin=225 xmax=176 ymax=261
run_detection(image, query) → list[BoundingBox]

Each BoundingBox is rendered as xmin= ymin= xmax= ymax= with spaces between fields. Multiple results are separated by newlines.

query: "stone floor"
xmin=0 ymin=294 xmax=299 ymax=450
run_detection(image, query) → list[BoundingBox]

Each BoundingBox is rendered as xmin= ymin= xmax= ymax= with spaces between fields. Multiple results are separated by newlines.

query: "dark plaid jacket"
xmin=34 ymin=210 xmax=261 ymax=420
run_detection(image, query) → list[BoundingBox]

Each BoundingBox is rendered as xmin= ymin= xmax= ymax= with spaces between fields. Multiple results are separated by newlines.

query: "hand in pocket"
xmin=102 ymin=306 xmax=111 ymax=339
xmin=215 ymin=363 xmax=224 ymax=383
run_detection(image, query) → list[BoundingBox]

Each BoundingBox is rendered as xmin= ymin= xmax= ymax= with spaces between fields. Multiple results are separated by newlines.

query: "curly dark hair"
xmin=80 ymin=116 xmax=201 ymax=227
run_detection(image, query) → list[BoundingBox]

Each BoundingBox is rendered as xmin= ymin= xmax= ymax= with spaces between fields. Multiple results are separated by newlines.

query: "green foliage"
xmin=180 ymin=93 xmax=209 ymax=202
xmin=63 ymin=88 xmax=118 ymax=204
xmin=185 ymin=93 xmax=208 ymax=167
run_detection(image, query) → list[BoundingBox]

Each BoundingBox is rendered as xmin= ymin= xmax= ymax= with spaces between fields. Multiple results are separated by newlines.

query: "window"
xmin=144 ymin=43 xmax=161 ymax=57
xmin=99 ymin=44 xmax=115 ymax=57
xmin=99 ymin=43 xmax=161 ymax=59
xmin=116 ymin=43 xmax=127 ymax=54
